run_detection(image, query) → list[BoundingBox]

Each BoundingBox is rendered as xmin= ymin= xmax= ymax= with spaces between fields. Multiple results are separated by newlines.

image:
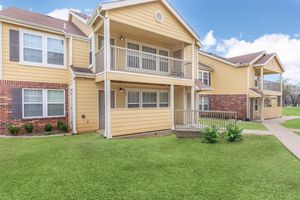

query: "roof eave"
xmin=199 ymin=51 xmax=237 ymax=67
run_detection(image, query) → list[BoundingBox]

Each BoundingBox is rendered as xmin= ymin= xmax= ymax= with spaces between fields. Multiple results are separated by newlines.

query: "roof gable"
xmin=227 ymin=51 xmax=265 ymax=65
xmin=90 ymin=0 xmax=200 ymax=44
xmin=260 ymin=55 xmax=285 ymax=73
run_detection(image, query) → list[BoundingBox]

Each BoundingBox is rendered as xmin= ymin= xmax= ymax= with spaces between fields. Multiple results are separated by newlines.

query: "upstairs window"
xmin=23 ymin=33 xmax=43 ymax=63
xmin=21 ymin=31 xmax=65 ymax=68
xmin=198 ymin=71 xmax=211 ymax=86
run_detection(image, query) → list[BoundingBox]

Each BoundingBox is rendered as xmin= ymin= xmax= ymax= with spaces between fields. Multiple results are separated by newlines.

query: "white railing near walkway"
xmin=175 ymin=110 xmax=237 ymax=131
xmin=95 ymin=46 xmax=192 ymax=79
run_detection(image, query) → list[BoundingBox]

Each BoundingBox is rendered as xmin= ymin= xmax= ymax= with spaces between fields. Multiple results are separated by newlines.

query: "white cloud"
xmin=214 ymin=33 xmax=300 ymax=82
xmin=0 ymin=5 xmax=3 ymax=10
xmin=201 ymin=30 xmax=217 ymax=49
xmin=47 ymin=8 xmax=81 ymax=21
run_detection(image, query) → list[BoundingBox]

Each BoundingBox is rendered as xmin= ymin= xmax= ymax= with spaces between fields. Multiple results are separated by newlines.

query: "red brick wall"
xmin=0 ymin=80 xmax=69 ymax=135
xmin=199 ymin=94 xmax=247 ymax=119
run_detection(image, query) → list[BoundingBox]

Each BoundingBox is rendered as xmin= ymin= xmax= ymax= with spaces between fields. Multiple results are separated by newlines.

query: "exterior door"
xmin=98 ymin=90 xmax=116 ymax=130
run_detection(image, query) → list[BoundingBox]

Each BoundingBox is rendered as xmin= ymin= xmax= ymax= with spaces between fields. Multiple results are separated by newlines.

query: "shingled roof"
xmin=0 ymin=7 xmax=87 ymax=37
xmin=226 ymin=51 xmax=265 ymax=65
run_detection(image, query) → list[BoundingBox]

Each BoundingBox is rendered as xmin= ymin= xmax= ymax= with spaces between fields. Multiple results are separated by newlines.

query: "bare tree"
xmin=282 ymin=79 xmax=300 ymax=106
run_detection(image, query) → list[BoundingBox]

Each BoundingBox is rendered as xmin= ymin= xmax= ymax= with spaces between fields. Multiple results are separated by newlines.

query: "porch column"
xmin=260 ymin=96 xmax=265 ymax=121
xmin=104 ymin=80 xmax=112 ymax=138
xmin=91 ymin=31 xmax=96 ymax=70
xmin=260 ymin=67 xmax=264 ymax=90
xmin=104 ymin=12 xmax=111 ymax=71
xmin=191 ymin=86 xmax=195 ymax=123
xmin=170 ymin=85 xmax=175 ymax=130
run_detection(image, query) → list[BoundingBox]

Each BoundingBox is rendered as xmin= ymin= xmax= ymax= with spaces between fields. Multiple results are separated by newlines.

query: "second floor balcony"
xmin=255 ymin=79 xmax=281 ymax=92
xmin=95 ymin=46 xmax=192 ymax=79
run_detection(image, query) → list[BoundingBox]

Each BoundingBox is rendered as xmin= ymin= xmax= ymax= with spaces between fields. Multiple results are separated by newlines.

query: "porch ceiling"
xmin=110 ymin=20 xmax=187 ymax=47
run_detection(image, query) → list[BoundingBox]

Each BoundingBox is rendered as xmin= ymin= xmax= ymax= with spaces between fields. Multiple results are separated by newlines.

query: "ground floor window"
xmin=23 ymin=89 xmax=65 ymax=118
xmin=127 ymin=90 xmax=169 ymax=108
xmin=199 ymin=97 xmax=209 ymax=111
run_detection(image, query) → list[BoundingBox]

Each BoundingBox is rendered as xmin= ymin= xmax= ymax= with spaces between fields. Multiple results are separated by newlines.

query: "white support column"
xmin=192 ymin=44 xmax=195 ymax=80
xmin=191 ymin=86 xmax=195 ymax=123
xmin=260 ymin=96 xmax=265 ymax=121
xmin=104 ymin=12 xmax=111 ymax=72
xmin=69 ymin=36 xmax=73 ymax=66
xmin=104 ymin=80 xmax=112 ymax=138
xmin=91 ymin=32 xmax=96 ymax=70
xmin=170 ymin=85 xmax=175 ymax=130
xmin=260 ymin=67 xmax=264 ymax=91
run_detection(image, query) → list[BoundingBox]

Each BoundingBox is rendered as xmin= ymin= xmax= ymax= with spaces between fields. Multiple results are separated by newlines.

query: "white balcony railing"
xmin=255 ymin=79 xmax=281 ymax=92
xmin=95 ymin=46 xmax=192 ymax=79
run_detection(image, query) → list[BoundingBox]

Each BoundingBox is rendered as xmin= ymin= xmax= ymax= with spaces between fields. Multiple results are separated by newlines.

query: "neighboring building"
xmin=0 ymin=0 xmax=285 ymax=137
xmin=197 ymin=51 xmax=284 ymax=120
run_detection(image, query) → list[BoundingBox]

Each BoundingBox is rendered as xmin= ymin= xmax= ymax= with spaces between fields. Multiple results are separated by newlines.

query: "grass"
xmin=281 ymin=118 xmax=300 ymax=129
xmin=238 ymin=121 xmax=268 ymax=130
xmin=283 ymin=107 xmax=300 ymax=116
xmin=294 ymin=132 xmax=300 ymax=136
xmin=1 ymin=133 xmax=300 ymax=200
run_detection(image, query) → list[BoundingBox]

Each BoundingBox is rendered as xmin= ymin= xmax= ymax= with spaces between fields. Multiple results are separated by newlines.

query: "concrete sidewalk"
xmin=263 ymin=116 xmax=300 ymax=160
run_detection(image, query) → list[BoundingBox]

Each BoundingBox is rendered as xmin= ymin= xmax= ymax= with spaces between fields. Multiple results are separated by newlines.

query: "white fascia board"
xmin=199 ymin=51 xmax=237 ymax=67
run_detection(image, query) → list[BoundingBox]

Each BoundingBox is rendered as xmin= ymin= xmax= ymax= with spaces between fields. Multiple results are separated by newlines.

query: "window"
xmin=254 ymin=99 xmax=259 ymax=111
xmin=142 ymin=46 xmax=157 ymax=71
xmin=199 ymin=97 xmax=209 ymax=111
xmin=159 ymin=50 xmax=169 ymax=73
xmin=98 ymin=35 xmax=104 ymax=51
xmin=127 ymin=43 xmax=140 ymax=69
xmin=127 ymin=91 xmax=140 ymax=108
xmin=23 ymin=89 xmax=43 ymax=118
xmin=159 ymin=92 xmax=169 ymax=107
xmin=21 ymin=31 xmax=65 ymax=67
xmin=23 ymin=33 xmax=43 ymax=63
xmin=127 ymin=90 xmax=169 ymax=108
xmin=23 ymin=89 xmax=65 ymax=118
xmin=47 ymin=90 xmax=65 ymax=116
xmin=199 ymin=71 xmax=211 ymax=86
xmin=47 ymin=38 xmax=64 ymax=65
xmin=142 ymin=92 xmax=157 ymax=108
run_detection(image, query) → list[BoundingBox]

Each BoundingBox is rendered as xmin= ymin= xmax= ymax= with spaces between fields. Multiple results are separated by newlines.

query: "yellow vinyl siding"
xmin=75 ymin=78 xmax=102 ymax=133
xmin=72 ymin=38 xmax=89 ymax=67
xmin=264 ymin=107 xmax=282 ymax=119
xmin=263 ymin=57 xmax=283 ymax=74
xmin=70 ymin=15 xmax=91 ymax=36
xmin=2 ymin=22 xmax=70 ymax=83
xmin=198 ymin=53 xmax=248 ymax=94
xmin=108 ymin=1 xmax=194 ymax=43
xmin=111 ymin=108 xmax=172 ymax=136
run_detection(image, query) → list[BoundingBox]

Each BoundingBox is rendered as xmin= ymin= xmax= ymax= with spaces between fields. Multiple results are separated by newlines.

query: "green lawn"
xmin=283 ymin=107 xmax=300 ymax=116
xmin=281 ymin=118 xmax=300 ymax=129
xmin=238 ymin=121 xmax=268 ymax=130
xmin=1 ymin=134 xmax=300 ymax=200
xmin=295 ymin=132 xmax=300 ymax=136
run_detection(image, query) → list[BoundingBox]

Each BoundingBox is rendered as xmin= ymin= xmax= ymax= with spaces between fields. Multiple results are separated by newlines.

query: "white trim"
xmin=69 ymin=10 xmax=88 ymax=24
xmin=192 ymin=44 xmax=195 ymax=80
xmin=72 ymin=77 xmax=77 ymax=134
xmin=199 ymin=51 xmax=237 ymax=67
xmin=19 ymin=29 xmax=67 ymax=69
xmin=108 ymin=70 xmax=194 ymax=82
xmin=22 ymin=88 xmax=66 ymax=119
xmin=253 ymin=53 xmax=285 ymax=72
xmin=69 ymin=36 xmax=73 ymax=66
xmin=0 ymin=22 xmax=2 ymax=80
xmin=170 ymin=85 xmax=174 ymax=130
xmin=104 ymin=80 xmax=112 ymax=138
xmin=198 ymin=70 xmax=211 ymax=87
xmin=246 ymin=65 xmax=250 ymax=118
xmin=199 ymin=96 xmax=209 ymax=111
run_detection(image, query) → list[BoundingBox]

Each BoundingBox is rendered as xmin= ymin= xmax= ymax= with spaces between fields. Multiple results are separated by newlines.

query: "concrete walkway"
xmin=263 ymin=116 xmax=300 ymax=160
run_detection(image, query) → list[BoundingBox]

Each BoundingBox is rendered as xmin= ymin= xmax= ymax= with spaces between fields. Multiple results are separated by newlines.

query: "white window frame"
xmin=125 ymin=39 xmax=170 ymax=74
xmin=22 ymin=88 xmax=65 ymax=119
xmin=142 ymin=91 xmax=158 ymax=108
xmin=20 ymin=29 xmax=66 ymax=69
xmin=126 ymin=89 xmax=169 ymax=108
xmin=198 ymin=70 xmax=211 ymax=86
xmin=199 ymin=97 xmax=209 ymax=111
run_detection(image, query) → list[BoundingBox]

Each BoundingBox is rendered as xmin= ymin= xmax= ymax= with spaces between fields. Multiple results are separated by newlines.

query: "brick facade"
xmin=0 ymin=80 xmax=69 ymax=135
xmin=199 ymin=94 xmax=247 ymax=120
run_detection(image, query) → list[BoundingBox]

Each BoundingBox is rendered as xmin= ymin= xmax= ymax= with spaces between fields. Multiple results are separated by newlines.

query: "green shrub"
xmin=23 ymin=124 xmax=34 ymax=134
xmin=57 ymin=121 xmax=68 ymax=133
xmin=57 ymin=120 xmax=64 ymax=129
xmin=44 ymin=124 xmax=53 ymax=132
xmin=225 ymin=124 xmax=243 ymax=142
xmin=202 ymin=125 xmax=219 ymax=143
xmin=6 ymin=124 xmax=20 ymax=135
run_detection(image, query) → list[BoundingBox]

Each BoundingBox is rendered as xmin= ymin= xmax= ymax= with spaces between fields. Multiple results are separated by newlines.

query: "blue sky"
xmin=0 ymin=0 xmax=300 ymax=81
